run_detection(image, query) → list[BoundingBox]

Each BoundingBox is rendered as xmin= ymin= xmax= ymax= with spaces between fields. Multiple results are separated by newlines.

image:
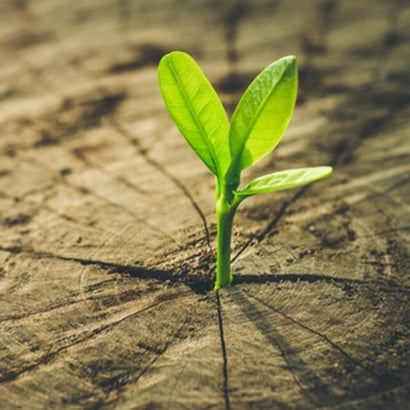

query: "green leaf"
xmin=158 ymin=51 xmax=230 ymax=176
xmin=235 ymin=166 xmax=333 ymax=198
xmin=228 ymin=56 xmax=298 ymax=176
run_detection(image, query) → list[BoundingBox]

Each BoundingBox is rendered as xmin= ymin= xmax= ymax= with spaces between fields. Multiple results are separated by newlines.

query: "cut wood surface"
xmin=0 ymin=0 xmax=409 ymax=409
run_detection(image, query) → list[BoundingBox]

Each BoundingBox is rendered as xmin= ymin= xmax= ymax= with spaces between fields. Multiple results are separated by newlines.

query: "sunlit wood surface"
xmin=0 ymin=1 xmax=409 ymax=408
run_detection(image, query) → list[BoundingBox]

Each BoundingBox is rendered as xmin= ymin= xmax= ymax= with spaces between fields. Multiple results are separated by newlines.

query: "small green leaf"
xmin=228 ymin=56 xmax=298 ymax=177
xmin=235 ymin=166 xmax=333 ymax=198
xmin=158 ymin=51 xmax=230 ymax=176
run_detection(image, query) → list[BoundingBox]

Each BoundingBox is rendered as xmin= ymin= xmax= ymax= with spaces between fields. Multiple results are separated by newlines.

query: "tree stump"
xmin=0 ymin=0 xmax=409 ymax=408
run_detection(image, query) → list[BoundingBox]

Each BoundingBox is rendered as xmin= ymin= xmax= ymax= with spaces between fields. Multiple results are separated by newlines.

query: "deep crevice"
xmin=23 ymin=154 xmax=182 ymax=249
xmin=2 ymin=244 xmax=408 ymax=296
xmin=228 ymin=289 xmax=332 ymax=406
xmin=0 ymin=283 xmax=160 ymax=324
xmin=243 ymin=290 xmax=363 ymax=366
xmin=108 ymin=117 xmax=212 ymax=249
xmin=232 ymin=185 xmax=309 ymax=263
xmin=216 ymin=292 xmax=231 ymax=410
xmin=0 ymin=294 xmax=182 ymax=385
xmin=0 ymin=244 xmax=212 ymax=294
xmin=232 ymin=0 xmax=406 ymax=267
xmin=100 ymin=323 xmax=187 ymax=406
xmin=70 ymin=145 xmax=149 ymax=196
xmin=68 ymin=61 xmax=212 ymax=249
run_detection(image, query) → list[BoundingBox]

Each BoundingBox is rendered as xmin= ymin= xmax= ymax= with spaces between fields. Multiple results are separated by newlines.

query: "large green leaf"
xmin=228 ymin=56 xmax=297 ymax=176
xmin=158 ymin=51 xmax=230 ymax=176
xmin=235 ymin=166 xmax=333 ymax=198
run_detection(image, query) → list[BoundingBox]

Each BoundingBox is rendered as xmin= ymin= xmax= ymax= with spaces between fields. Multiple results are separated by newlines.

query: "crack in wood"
xmin=108 ymin=117 xmax=212 ymax=249
xmin=71 ymin=145 xmax=149 ymax=196
xmin=97 ymin=339 xmax=174 ymax=406
xmin=0 ymin=291 xmax=188 ymax=385
xmin=67 ymin=61 xmax=212 ymax=248
xmin=232 ymin=185 xmax=309 ymax=263
xmin=243 ymin=290 xmax=364 ymax=367
xmin=0 ymin=283 xmax=157 ymax=324
xmin=2 ymin=244 xmax=408 ymax=297
xmin=98 ymin=316 xmax=193 ymax=408
xmin=231 ymin=2 xmax=408 ymax=267
xmin=0 ymin=182 xmax=150 ymax=240
xmin=21 ymin=155 xmax=184 ymax=249
xmin=228 ymin=289 xmax=338 ymax=406
xmin=216 ymin=292 xmax=231 ymax=410
xmin=0 ymin=243 xmax=174 ymax=281
xmin=0 ymin=1 xmax=409 ymax=407
xmin=0 ymin=243 xmax=213 ymax=293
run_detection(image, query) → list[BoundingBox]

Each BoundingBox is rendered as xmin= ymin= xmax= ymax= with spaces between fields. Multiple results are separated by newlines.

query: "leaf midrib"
xmin=231 ymin=62 xmax=292 ymax=170
xmin=166 ymin=57 xmax=221 ymax=177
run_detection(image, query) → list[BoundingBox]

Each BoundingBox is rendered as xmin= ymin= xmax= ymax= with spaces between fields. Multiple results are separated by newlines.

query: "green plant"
xmin=158 ymin=51 xmax=332 ymax=291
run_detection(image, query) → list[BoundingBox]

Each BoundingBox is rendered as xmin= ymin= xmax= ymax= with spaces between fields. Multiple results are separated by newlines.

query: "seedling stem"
xmin=215 ymin=190 xmax=237 ymax=290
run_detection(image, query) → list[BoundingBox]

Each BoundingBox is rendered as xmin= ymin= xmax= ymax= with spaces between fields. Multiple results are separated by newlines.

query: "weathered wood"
xmin=0 ymin=0 xmax=409 ymax=409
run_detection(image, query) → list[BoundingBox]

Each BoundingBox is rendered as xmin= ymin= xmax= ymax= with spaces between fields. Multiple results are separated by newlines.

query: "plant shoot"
xmin=158 ymin=51 xmax=332 ymax=291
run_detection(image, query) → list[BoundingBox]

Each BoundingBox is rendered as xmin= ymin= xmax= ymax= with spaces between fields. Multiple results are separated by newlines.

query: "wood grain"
xmin=0 ymin=0 xmax=409 ymax=408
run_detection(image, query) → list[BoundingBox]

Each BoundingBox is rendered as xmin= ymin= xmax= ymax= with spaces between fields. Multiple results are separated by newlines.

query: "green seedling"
xmin=158 ymin=51 xmax=332 ymax=291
